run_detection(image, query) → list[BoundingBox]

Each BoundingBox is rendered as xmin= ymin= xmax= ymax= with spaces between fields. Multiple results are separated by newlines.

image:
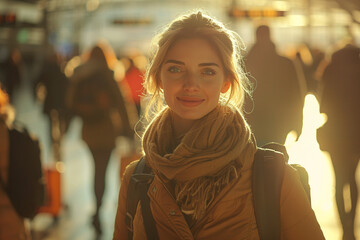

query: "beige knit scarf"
xmin=142 ymin=105 xmax=256 ymax=220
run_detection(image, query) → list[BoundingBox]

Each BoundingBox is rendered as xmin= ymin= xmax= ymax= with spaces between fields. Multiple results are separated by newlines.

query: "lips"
xmin=177 ymin=96 xmax=205 ymax=107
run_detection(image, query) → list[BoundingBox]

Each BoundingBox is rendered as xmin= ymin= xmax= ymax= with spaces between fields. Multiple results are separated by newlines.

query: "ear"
xmin=221 ymin=80 xmax=231 ymax=93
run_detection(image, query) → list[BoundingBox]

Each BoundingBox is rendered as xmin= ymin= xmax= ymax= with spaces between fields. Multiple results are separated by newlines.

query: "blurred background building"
xmin=1 ymin=0 xmax=359 ymax=59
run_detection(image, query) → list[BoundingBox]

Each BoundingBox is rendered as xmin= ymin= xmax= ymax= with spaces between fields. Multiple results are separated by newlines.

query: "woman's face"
xmin=160 ymin=38 xmax=230 ymax=125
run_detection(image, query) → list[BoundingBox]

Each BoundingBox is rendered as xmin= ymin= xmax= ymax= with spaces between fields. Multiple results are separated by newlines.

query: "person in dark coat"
xmin=317 ymin=44 xmax=360 ymax=240
xmin=1 ymin=49 xmax=21 ymax=103
xmin=244 ymin=25 xmax=303 ymax=146
xmin=34 ymin=47 xmax=70 ymax=151
xmin=67 ymin=44 xmax=134 ymax=237
xmin=0 ymin=86 xmax=31 ymax=240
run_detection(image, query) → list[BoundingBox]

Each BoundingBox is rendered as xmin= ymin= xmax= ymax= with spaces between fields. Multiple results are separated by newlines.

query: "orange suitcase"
xmin=37 ymin=166 xmax=62 ymax=216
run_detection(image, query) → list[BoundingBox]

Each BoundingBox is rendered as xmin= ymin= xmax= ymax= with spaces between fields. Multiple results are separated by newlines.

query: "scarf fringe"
xmin=175 ymin=163 xmax=239 ymax=220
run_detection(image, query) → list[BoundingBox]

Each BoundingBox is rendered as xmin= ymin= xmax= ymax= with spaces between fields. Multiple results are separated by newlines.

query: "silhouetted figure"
xmin=34 ymin=47 xmax=70 ymax=154
xmin=0 ymin=49 xmax=21 ymax=103
xmin=67 ymin=44 xmax=133 ymax=237
xmin=317 ymin=44 xmax=360 ymax=240
xmin=245 ymin=25 xmax=303 ymax=146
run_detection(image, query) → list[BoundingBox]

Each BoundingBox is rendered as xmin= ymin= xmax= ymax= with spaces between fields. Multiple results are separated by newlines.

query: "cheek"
xmin=160 ymin=71 xmax=175 ymax=90
xmin=163 ymin=88 xmax=176 ymax=108
xmin=161 ymin=81 xmax=176 ymax=104
xmin=161 ymin=80 xmax=172 ymax=94
xmin=204 ymin=81 xmax=225 ymax=97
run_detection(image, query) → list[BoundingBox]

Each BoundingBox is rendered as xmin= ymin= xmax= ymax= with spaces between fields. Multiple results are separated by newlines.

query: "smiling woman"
xmin=113 ymin=10 xmax=325 ymax=240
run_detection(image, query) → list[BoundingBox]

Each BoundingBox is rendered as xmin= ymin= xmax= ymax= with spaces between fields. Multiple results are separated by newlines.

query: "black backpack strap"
xmin=252 ymin=148 xmax=285 ymax=240
xmin=261 ymin=142 xmax=289 ymax=162
xmin=125 ymin=157 xmax=159 ymax=240
xmin=139 ymin=175 xmax=159 ymax=240
xmin=261 ymin=142 xmax=311 ymax=203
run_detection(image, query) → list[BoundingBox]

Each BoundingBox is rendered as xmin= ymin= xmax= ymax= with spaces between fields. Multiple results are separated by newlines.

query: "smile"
xmin=177 ymin=96 xmax=205 ymax=107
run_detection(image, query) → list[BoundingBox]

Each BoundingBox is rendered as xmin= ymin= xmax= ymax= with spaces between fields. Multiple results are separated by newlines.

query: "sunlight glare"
xmin=285 ymin=94 xmax=341 ymax=240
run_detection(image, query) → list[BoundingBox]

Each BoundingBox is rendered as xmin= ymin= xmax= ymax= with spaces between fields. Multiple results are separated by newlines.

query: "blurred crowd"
xmin=0 ymin=23 xmax=359 ymax=240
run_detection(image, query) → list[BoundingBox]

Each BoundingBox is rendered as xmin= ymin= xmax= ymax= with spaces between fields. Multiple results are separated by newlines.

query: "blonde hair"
xmin=143 ymin=11 xmax=252 ymax=119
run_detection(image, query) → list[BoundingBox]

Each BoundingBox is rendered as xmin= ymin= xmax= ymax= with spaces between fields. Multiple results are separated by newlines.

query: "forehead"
xmin=164 ymin=37 xmax=222 ymax=64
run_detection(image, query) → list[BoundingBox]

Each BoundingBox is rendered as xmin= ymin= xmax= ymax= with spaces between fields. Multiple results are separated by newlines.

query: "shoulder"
xmin=281 ymin=163 xmax=310 ymax=205
xmin=118 ymin=159 xmax=141 ymax=209
xmin=280 ymin=164 xmax=325 ymax=238
xmin=283 ymin=163 xmax=302 ymax=184
xmin=122 ymin=159 xmax=140 ymax=184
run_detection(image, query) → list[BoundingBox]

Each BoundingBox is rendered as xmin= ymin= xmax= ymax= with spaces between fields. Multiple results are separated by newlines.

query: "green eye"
xmin=203 ymin=68 xmax=216 ymax=75
xmin=168 ymin=66 xmax=181 ymax=73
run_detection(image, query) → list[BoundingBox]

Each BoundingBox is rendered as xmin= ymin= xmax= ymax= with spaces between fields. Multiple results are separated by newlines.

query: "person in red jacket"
xmin=122 ymin=56 xmax=145 ymax=116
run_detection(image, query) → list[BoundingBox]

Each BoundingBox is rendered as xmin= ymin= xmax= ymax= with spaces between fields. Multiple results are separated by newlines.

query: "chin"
xmin=170 ymin=103 xmax=217 ymax=121
xmin=178 ymin=110 xmax=209 ymax=120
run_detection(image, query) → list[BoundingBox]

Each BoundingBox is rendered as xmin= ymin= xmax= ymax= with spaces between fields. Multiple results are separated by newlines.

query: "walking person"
xmin=245 ymin=25 xmax=304 ymax=146
xmin=67 ymin=44 xmax=134 ymax=237
xmin=122 ymin=56 xmax=145 ymax=117
xmin=113 ymin=11 xmax=324 ymax=240
xmin=0 ymin=49 xmax=22 ymax=103
xmin=317 ymin=44 xmax=360 ymax=240
xmin=34 ymin=46 xmax=71 ymax=162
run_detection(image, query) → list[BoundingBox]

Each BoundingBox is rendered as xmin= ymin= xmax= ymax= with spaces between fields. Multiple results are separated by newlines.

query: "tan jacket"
xmin=0 ymin=122 xmax=31 ymax=240
xmin=113 ymin=158 xmax=325 ymax=240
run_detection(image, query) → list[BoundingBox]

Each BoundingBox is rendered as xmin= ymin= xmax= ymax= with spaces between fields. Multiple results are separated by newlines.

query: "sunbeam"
xmin=285 ymin=94 xmax=341 ymax=240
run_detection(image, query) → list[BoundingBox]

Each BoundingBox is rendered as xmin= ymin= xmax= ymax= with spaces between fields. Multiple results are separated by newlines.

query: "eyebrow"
xmin=164 ymin=59 xmax=220 ymax=67
xmin=164 ymin=59 xmax=185 ymax=65
xmin=198 ymin=63 xmax=220 ymax=67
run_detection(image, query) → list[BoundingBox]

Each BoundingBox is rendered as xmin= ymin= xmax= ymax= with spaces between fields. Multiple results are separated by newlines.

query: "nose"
xmin=183 ymin=72 xmax=199 ymax=92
